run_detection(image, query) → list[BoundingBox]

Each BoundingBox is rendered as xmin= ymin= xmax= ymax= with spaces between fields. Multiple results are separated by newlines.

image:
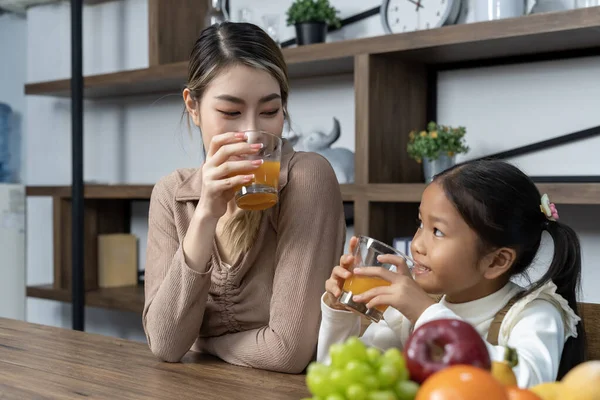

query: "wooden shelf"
xmin=25 ymin=182 xmax=600 ymax=204
xmin=24 ymin=7 xmax=600 ymax=98
xmin=26 ymin=183 xmax=358 ymax=202
xmin=363 ymin=183 xmax=600 ymax=205
xmin=26 ymin=184 xmax=154 ymax=199
xmin=27 ymin=284 xmax=144 ymax=314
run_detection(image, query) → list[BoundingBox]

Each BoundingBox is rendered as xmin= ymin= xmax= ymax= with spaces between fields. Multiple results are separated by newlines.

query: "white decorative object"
xmin=530 ymin=0 xmax=572 ymax=13
xmin=575 ymin=0 xmax=600 ymax=7
xmin=380 ymin=0 xmax=462 ymax=33
xmin=474 ymin=0 xmax=533 ymax=22
xmin=288 ymin=118 xmax=355 ymax=184
xmin=262 ymin=14 xmax=281 ymax=45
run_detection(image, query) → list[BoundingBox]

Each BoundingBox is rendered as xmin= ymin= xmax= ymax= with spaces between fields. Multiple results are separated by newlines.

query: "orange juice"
xmin=233 ymin=160 xmax=280 ymax=211
xmin=343 ymin=275 xmax=391 ymax=312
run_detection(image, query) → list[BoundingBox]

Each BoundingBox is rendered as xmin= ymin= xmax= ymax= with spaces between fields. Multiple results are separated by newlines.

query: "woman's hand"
xmin=324 ymin=236 xmax=358 ymax=311
xmin=196 ymin=132 xmax=264 ymax=220
xmin=351 ymin=254 xmax=435 ymax=323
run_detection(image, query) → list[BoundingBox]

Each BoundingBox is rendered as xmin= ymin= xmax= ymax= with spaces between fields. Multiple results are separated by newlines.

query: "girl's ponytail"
xmin=539 ymin=221 xmax=587 ymax=378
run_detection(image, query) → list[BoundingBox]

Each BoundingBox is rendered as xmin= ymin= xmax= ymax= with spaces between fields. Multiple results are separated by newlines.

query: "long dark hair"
xmin=435 ymin=159 xmax=586 ymax=378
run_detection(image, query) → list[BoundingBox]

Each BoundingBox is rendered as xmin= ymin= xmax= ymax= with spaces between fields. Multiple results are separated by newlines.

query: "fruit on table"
xmin=529 ymin=382 xmax=562 ymax=400
xmin=305 ymin=337 xmax=420 ymax=400
xmin=559 ymin=360 xmax=600 ymax=400
xmin=415 ymin=365 xmax=509 ymax=400
xmin=506 ymin=386 xmax=542 ymax=400
xmin=404 ymin=318 xmax=492 ymax=383
xmin=492 ymin=346 xmax=519 ymax=387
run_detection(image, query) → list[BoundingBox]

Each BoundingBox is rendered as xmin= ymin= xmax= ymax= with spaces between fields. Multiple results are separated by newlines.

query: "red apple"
xmin=403 ymin=318 xmax=491 ymax=384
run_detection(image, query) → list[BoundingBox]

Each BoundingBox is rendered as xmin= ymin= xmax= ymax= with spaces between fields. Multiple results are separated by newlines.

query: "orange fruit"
xmin=506 ymin=386 xmax=542 ymax=400
xmin=416 ymin=365 xmax=509 ymax=400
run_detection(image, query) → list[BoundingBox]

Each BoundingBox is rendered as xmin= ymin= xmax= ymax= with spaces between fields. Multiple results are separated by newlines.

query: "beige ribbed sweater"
xmin=142 ymin=140 xmax=346 ymax=373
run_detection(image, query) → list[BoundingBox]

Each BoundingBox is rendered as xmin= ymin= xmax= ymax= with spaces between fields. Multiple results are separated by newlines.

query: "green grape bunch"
xmin=302 ymin=337 xmax=420 ymax=400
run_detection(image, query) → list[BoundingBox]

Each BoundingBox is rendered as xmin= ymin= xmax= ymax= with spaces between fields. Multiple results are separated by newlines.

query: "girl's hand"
xmin=351 ymin=254 xmax=435 ymax=323
xmin=324 ymin=236 xmax=358 ymax=311
xmin=196 ymin=132 xmax=264 ymax=220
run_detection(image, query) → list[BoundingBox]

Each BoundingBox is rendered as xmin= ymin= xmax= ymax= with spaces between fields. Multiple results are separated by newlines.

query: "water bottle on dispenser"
xmin=0 ymin=103 xmax=13 ymax=183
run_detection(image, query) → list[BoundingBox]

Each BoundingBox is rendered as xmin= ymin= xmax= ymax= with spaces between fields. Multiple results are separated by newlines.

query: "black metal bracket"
xmin=474 ymin=125 xmax=600 ymax=162
xmin=472 ymin=124 xmax=600 ymax=183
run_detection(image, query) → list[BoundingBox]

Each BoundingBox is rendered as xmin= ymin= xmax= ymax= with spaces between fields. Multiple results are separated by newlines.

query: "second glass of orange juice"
xmin=338 ymin=235 xmax=414 ymax=322
xmin=233 ymin=130 xmax=282 ymax=211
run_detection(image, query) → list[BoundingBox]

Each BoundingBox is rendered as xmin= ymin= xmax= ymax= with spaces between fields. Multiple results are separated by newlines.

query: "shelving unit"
xmin=26 ymin=284 xmax=143 ymax=313
xmin=24 ymin=6 xmax=600 ymax=317
xmin=24 ymin=7 xmax=600 ymax=98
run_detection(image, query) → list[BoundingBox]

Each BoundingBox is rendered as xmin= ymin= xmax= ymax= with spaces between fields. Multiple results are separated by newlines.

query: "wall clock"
xmin=381 ymin=0 xmax=463 ymax=34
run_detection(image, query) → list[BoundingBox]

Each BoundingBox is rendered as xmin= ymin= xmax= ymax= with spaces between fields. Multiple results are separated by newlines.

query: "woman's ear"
xmin=480 ymin=247 xmax=516 ymax=280
xmin=183 ymin=88 xmax=201 ymax=126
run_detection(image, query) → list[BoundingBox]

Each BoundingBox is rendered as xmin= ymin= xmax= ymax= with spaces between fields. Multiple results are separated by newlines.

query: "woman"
xmin=142 ymin=22 xmax=346 ymax=374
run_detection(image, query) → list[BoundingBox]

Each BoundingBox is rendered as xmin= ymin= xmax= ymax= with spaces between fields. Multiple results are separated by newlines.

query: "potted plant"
xmin=407 ymin=122 xmax=469 ymax=183
xmin=285 ymin=0 xmax=341 ymax=46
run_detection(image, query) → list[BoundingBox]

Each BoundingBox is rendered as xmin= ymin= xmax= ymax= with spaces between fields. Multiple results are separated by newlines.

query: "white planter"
xmin=423 ymin=154 xmax=456 ymax=183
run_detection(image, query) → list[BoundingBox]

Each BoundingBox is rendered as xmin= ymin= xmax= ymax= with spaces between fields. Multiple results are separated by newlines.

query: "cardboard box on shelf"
xmin=98 ymin=233 xmax=138 ymax=288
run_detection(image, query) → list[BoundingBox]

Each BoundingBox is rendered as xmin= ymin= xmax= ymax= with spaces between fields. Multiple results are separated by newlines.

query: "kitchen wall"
xmin=23 ymin=0 xmax=599 ymax=342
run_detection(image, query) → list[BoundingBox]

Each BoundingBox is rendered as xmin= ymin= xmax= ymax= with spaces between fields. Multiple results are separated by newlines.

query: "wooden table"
xmin=0 ymin=318 xmax=310 ymax=399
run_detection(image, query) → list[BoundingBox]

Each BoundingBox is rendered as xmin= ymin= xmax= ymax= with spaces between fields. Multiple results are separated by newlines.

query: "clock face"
xmin=381 ymin=0 xmax=462 ymax=34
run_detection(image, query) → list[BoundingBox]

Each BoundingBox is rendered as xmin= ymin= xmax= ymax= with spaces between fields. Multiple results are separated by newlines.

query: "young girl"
xmin=318 ymin=159 xmax=586 ymax=388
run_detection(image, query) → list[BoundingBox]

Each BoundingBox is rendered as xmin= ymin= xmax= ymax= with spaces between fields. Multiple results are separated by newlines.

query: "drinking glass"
xmin=232 ymin=130 xmax=282 ymax=211
xmin=338 ymin=235 xmax=414 ymax=323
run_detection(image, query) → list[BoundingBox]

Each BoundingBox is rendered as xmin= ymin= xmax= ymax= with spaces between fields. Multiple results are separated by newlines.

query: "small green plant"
xmin=285 ymin=0 xmax=341 ymax=29
xmin=407 ymin=121 xmax=469 ymax=163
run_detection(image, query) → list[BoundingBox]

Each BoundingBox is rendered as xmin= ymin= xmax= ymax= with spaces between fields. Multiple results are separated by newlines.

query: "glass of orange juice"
xmin=233 ymin=130 xmax=282 ymax=211
xmin=338 ymin=235 xmax=414 ymax=323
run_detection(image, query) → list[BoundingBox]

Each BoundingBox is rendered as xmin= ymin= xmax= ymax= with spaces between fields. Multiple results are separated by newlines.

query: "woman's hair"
xmin=184 ymin=22 xmax=289 ymax=260
xmin=434 ymin=159 xmax=586 ymax=377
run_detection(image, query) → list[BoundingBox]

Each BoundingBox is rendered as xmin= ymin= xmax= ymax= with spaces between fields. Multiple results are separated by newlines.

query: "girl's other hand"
xmin=324 ymin=236 xmax=358 ymax=311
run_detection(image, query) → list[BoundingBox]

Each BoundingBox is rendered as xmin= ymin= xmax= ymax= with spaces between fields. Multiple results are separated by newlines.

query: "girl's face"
xmin=184 ymin=64 xmax=285 ymax=149
xmin=410 ymin=181 xmax=510 ymax=303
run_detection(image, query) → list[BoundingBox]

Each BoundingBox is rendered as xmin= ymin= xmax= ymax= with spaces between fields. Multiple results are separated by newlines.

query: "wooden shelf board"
xmin=340 ymin=184 xmax=358 ymax=202
xmin=26 ymin=184 xmax=154 ymax=199
xmin=24 ymin=8 xmax=600 ymax=98
xmin=365 ymin=183 xmax=600 ymax=205
xmin=27 ymin=183 xmax=357 ymax=202
xmin=27 ymin=284 xmax=144 ymax=314
xmin=83 ymin=0 xmax=120 ymax=4
xmin=535 ymin=183 xmax=600 ymax=205
xmin=365 ymin=184 xmax=426 ymax=203
xmin=25 ymin=182 xmax=600 ymax=204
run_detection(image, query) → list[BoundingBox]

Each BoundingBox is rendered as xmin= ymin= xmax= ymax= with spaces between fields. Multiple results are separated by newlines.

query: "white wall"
xmin=22 ymin=0 xmax=599 ymax=342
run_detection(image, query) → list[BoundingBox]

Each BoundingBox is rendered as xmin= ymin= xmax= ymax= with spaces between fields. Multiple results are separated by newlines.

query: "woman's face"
xmin=184 ymin=64 xmax=285 ymax=150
